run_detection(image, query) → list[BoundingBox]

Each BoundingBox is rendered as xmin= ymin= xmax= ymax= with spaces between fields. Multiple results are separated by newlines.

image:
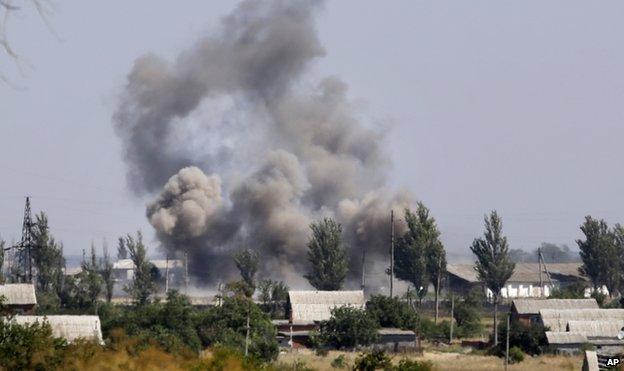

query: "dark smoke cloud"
xmin=115 ymin=0 xmax=414 ymax=290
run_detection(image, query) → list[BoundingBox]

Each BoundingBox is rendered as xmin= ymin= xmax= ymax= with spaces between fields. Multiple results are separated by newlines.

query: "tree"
xmin=100 ymin=241 xmax=114 ymax=303
xmin=31 ymin=212 xmax=65 ymax=295
xmin=0 ymin=239 xmax=4 ymax=283
xmin=578 ymin=216 xmax=620 ymax=295
xmin=257 ymin=279 xmax=289 ymax=318
xmin=394 ymin=206 xmax=432 ymax=305
xmin=469 ymin=210 xmax=515 ymax=346
xmin=81 ymin=244 xmax=103 ymax=314
xmin=304 ymin=218 xmax=348 ymax=290
xmin=117 ymin=237 xmax=128 ymax=260
xmin=123 ymin=232 xmax=156 ymax=305
xmin=365 ymin=295 xmax=418 ymax=330
xmin=316 ymin=306 xmax=379 ymax=349
xmin=233 ymin=249 xmax=259 ymax=298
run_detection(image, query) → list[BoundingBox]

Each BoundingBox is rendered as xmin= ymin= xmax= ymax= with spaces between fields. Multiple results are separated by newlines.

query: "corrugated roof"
xmin=540 ymin=309 xmax=624 ymax=332
xmin=512 ymin=298 xmax=598 ymax=315
xmin=288 ymin=290 xmax=365 ymax=322
xmin=567 ymin=320 xmax=624 ymax=338
xmin=546 ymin=331 xmax=587 ymax=344
xmin=447 ymin=263 xmax=584 ymax=284
xmin=12 ymin=315 xmax=103 ymax=344
xmin=0 ymin=284 xmax=36 ymax=305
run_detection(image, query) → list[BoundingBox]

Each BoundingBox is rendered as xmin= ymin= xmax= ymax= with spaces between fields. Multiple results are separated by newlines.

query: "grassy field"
xmin=277 ymin=349 xmax=582 ymax=370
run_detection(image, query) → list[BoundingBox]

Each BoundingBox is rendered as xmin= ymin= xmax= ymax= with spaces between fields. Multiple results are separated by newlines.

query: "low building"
xmin=0 ymin=283 xmax=37 ymax=314
xmin=113 ymin=258 xmax=184 ymax=289
xmin=447 ymin=262 xmax=586 ymax=299
xmin=287 ymin=290 xmax=366 ymax=326
xmin=11 ymin=315 xmax=103 ymax=344
xmin=511 ymin=298 xmax=598 ymax=325
xmin=276 ymin=328 xmax=417 ymax=351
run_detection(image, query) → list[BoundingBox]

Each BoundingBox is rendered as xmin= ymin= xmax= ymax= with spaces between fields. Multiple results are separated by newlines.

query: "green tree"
xmin=117 ymin=237 xmax=128 ymax=260
xmin=233 ymin=249 xmax=259 ymax=298
xmin=100 ymin=241 xmax=114 ymax=303
xmin=197 ymin=296 xmax=278 ymax=361
xmin=578 ymin=216 xmax=620 ymax=295
xmin=304 ymin=218 xmax=348 ymax=290
xmin=394 ymin=207 xmax=430 ymax=304
xmin=0 ymin=316 xmax=66 ymax=370
xmin=257 ymin=279 xmax=289 ymax=318
xmin=31 ymin=212 xmax=65 ymax=295
xmin=469 ymin=210 xmax=515 ymax=346
xmin=123 ymin=232 xmax=156 ymax=305
xmin=81 ymin=244 xmax=103 ymax=314
xmin=316 ymin=306 xmax=379 ymax=349
xmin=365 ymin=295 xmax=418 ymax=330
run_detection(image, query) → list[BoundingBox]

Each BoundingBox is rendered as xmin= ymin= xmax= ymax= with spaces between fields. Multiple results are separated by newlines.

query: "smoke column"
xmin=114 ymin=0 xmax=414 ymax=289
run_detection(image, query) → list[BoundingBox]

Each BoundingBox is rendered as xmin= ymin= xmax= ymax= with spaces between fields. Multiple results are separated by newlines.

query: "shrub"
xmin=331 ymin=354 xmax=347 ymax=368
xmin=494 ymin=319 xmax=547 ymax=356
xmin=317 ymin=307 xmax=379 ymax=349
xmin=452 ymin=290 xmax=484 ymax=338
xmin=353 ymin=349 xmax=392 ymax=371
xmin=366 ymin=295 xmax=419 ymax=329
xmin=0 ymin=318 xmax=66 ymax=370
xmin=508 ymin=346 xmax=525 ymax=364
xmin=394 ymin=359 xmax=434 ymax=371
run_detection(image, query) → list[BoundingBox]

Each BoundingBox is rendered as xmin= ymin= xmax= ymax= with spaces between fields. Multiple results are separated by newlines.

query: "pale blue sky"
xmin=2 ymin=1 xmax=624 ymax=260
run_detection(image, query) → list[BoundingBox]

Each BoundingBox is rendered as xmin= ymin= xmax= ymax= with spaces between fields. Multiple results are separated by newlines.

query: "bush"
xmin=549 ymin=281 xmax=586 ymax=299
xmin=494 ymin=319 xmax=547 ymax=356
xmin=353 ymin=349 xmax=392 ymax=371
xmin=366 ymin=295 xmax=419 ymax=329
xmin=317 ymin=307 xmax=379 ymax=349
xmin=331 ymin=354 xmax=347 ymax=368
xmin=508 ymin=346 xmax=525 ymax=364
xmin=452 ymin=290 xmax=484 ymax=338
xmin=0 ymin=318 xmax=66 ymax=370
xmin=394 ymin=359 xmax=434 ymax=371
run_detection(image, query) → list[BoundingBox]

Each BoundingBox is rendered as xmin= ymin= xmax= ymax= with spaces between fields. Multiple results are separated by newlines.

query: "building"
xmin=112 ymin=258 xmax=184 ymax=289
xmin=511 ymin=298 xmax=598 ymax=325
xmin=447 ymin=262 xmax=586 ymax=299
xmin=540 ymin=309 xmax=624 ymax=353
xmin=11 ymin=315 xmax=103 ymax=344
xmin=287 ymin=290 xmax=366 ymax=326
xmin=0 ymin=283 xmax=37 ymax=314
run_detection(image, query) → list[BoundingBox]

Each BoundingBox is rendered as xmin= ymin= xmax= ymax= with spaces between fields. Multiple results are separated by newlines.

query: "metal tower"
xmin=13 ymin=197 xmax=37 ymax=283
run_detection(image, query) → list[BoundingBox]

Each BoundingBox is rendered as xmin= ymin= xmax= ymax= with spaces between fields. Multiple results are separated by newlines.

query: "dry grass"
xmin=277 ymin=349 xmax=582 ymax=371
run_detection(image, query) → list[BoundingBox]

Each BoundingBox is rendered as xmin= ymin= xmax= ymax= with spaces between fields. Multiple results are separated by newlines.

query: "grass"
xmin=277 ymin=349 xmax=582 ymax=371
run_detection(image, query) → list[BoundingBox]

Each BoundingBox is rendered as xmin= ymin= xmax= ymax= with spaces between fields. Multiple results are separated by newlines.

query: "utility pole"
xmin=12 ymin=197 xmax=36 ymax=284
xmin=244 ymin=299 xmax=251 ymax=357
xmin=449 ymin=294 xmax=455 ymax=344
xmin=538 ymin=247 xmax=543 ymax=298
xmin=505 ymin=313 xmax=510 ymax=371
xmin=184 ymin=251 xmax=189 ymax=293
xmin=390 ymin=209 xmax=394 ymax=298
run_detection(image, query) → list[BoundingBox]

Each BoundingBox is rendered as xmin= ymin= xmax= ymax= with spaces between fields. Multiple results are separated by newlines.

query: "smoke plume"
xmin=114 ymin=0 xmax=414 ymax=289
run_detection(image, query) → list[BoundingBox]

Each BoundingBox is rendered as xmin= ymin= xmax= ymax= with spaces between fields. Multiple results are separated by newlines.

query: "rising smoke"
xmin=114 ymin=0 xmax=413 ymax=289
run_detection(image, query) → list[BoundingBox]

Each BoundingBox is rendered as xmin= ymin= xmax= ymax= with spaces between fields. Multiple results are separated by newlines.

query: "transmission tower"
xmin=9 ymin=197 xmax=38 ymax=283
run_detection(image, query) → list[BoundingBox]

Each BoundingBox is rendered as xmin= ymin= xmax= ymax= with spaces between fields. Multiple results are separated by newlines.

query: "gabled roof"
xmin=447 ymin=263 xmax=584 ymax=284
xmin=540 ymin=309 xmax=624 ymax=332
xmin=11 ymin=315 xmax=103 ymax=344
xmin=545 ymin=331 xmax=587 ymax=345
xmin=113 ymin=259 xmax=183 ymax=270
xmin=0 ymin=284 xmax=36 ymax=305
xmin=288 ymin=290 xmax=365 ymax=322
xmin=512 ymin=298 xmax=598 ymax=315
xmin=567 ymin=320 xmax=624 ymax=338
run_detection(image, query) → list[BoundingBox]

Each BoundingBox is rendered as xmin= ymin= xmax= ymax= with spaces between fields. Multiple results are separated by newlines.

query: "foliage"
xmin=258 ymin=279 xmax=289 ymax=318
xmin=197 ymin=296 xmax=278 ymax=361
xmin=577 ymin=216 xmax=620 ymax=294
xmin=317 ymin=306 xmax=379 ymax=349
xmin=494 ymin=318 xmax=547 ymax=356
xmin=122 ymin=231 xmax=158 ymax=305
xmin=394 ymin=359 xmax=434 ymax=371
xmin=508 ymin=346 xmax=525 ymax=364
xmin=100 ymin=241 xmax=114 ymax=303
xmin=32 ymin=212 xmax=65 ymax=295
xmin=452 ymin=289 xmax=484 ymax=337
xmin=394 ymin=208 xmax=430 ymax=301
xmin=331 ymin=354 xmax=347 ymax=368
xmin=353 ymin=349 xmax=392 ymax=371
xmin=366 ymin=295 xmax=418 ymax=330
xmin=101 ymin=290 xmax=201 ymax=354
xmin=305 ymin=218 xmax=348 ymax=290
xmin=117 ymin=236 xmax=128 ymax=260
xmin=0 ymin=316 xmax=67 ymax=370
xmin=233 ymin=248 xmax=259 ymax=297
xmin=470 ymin=210 xmax=514 ymax=344
xmin=549 ymin=281 xmax=586 ymax=299
xmin=81 ymin=244 xmax=103 ymax=313
xmin=470 ymin=211 xmax=515 ymax=304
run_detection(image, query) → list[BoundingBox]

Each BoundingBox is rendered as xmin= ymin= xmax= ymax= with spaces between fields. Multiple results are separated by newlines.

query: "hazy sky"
xmin=2 ymin=1 xmax=624 ymax=260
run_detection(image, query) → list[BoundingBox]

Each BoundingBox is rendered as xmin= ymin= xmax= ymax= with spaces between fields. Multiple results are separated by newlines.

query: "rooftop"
xmin=447 ymin=262 xmax=584 ymax=284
